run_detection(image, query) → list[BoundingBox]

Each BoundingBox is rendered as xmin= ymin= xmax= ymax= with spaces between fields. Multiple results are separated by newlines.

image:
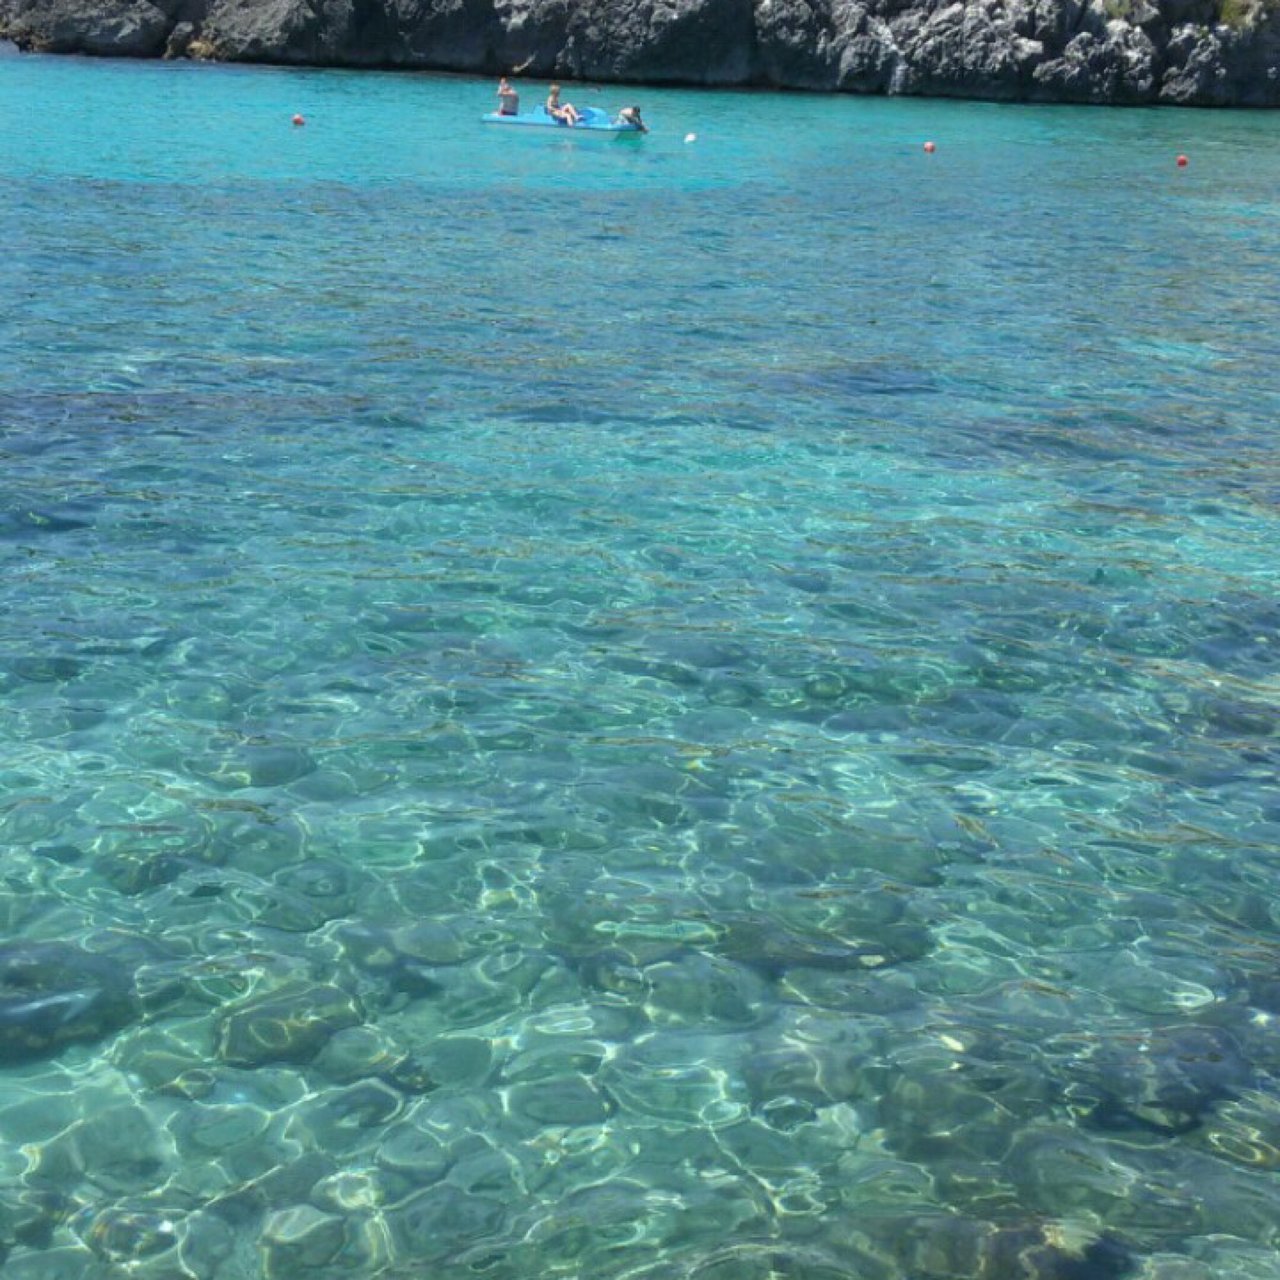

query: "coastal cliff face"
xmin=1 ymin=0 xmax=1277 ymax=104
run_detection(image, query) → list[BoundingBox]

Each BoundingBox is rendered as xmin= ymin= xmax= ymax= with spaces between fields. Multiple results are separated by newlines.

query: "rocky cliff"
xmin=1 ymin=0 xmax=1277 ymax=104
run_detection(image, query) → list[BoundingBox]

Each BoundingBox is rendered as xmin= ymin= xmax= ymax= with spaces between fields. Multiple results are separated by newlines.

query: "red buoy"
xmin=1176 ymin=153 xmax=1188 ymax=167
xmin=292 ymin=114 xmax=306 ymax=127
xmin=923 ymin=141 xmax=936 ymax=154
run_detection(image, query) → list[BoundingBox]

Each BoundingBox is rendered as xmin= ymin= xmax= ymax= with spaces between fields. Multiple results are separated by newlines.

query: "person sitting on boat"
xmin=615 ymin=106 xmax=647 ymax=133
xmin=546 ymin=84 xmax=581 ymax=127
xmin=497 ymin=77 xmax=520 ymax=117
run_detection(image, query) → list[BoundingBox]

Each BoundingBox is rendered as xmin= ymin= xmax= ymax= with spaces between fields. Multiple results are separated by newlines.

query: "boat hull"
xmin=482 ymin=106 xmax=643 ymax=133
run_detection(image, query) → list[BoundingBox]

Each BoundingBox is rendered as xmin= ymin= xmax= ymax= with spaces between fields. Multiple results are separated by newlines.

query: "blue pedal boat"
xmin=482 ymin=105 xmax=647 ymax=133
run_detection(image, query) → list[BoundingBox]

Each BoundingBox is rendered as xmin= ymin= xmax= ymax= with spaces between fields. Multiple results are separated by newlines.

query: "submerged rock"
xmin=39 ymin=1103 xmax=170 ymax=1195
xmin=312 ymin=1025 xmax=437 ymax=1094
xmin=1066 ymin=1024 xmax=1254 ymax=1137
xmin=383 ymin=1185 xmax=505 ymax=1264
xmin=73 ymin=1204 xmax=181 ymax=1262
xmin=288 ymin=1079 xmax=406 ymax=1153
xmin=261 ymin=1204 xmax=347 ymax=1275
xmin=718 ymin=914 xmax=932 ymax=979
xmin=0 ymin=0 xmax=1276 ymax=106
xmin=874 ymin=1212 xmax=1135 ymax=1280
xmin=0 ymin=941 xmax=139 ymax=1064
xmin=217 ymin=982 xmax=362 ymax=1067
xmin=209 ymin=1152 xmax=339 ymax=1225
xmin=0 ymin=1186 xmax=71 ymax=1251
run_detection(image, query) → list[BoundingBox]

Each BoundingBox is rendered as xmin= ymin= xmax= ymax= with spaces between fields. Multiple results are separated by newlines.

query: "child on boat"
xmin=546 ymin=84 xmax=581 ymax=126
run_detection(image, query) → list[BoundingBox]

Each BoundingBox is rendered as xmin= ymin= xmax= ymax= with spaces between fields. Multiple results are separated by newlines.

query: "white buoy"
xmin=685 ymin=132 xmax=697 ymax=144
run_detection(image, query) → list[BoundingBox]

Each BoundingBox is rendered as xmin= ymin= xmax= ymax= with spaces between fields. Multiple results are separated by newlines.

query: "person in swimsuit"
xmin=497 ymin=77 xmax=520 ymax=116
xmin=546 ymin=84 xmax=581 ymax=127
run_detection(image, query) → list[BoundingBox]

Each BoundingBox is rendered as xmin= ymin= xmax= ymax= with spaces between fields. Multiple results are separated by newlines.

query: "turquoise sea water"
xmin=2 ymin=43 xmax=1280 ymax=1279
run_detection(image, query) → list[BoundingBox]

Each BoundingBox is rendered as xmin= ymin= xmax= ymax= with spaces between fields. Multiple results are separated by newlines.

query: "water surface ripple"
xmin=2 ymin=51 xmax=1279 ymax=1280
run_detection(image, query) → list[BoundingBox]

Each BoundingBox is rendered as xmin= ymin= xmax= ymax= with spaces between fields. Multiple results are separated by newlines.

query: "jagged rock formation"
xmin=1 ymin=0 xmax=1277 ymax=104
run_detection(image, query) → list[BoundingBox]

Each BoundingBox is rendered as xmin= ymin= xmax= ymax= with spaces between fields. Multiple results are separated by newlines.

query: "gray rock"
xmin=287 ymin=1080 xmax=406 ymax=1154
xmin=1162 ymin=17 xmax=1280 ymax=105
xmin=38 ymin=1104 xmax=170 ymax=1195
xmin=216 ymin=981 xmax=362 ymax=1067
xmin=0 ymin=1246 xmax=113 ymax=1280
xmin=375 ymin=1119 xmax=451 ymax=1182
xmin=0 ymin=941 xmax=139 ymax=1065
xmin=208 ymin=1151 xmax=339 ymax=1223
xmin=72 ymin=1205 xmax=181 ymax=1262
xmin=506 ymin=1073 xmax=613 ymax=1125
xmin=383 ymin=1185 xmax=504 ymax=1264
xmin=0 ymin=0 xmax=1277 ymax=103
xmin=261 ymin=1204 xmax=346 ymax=1275
xmin=0 ymin=1187 xmax=71 ymax=1251
xmin=1065 ymin=1023 xmax=1254 ymax=1137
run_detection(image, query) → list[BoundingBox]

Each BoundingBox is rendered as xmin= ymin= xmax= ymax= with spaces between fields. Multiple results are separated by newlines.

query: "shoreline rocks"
xmin=0 ymin=0 xmax=1277 ymax=106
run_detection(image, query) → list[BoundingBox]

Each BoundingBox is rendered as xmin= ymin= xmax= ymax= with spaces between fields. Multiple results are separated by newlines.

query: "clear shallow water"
xmin=2 ymin=46 xmax=1280 ymax=1280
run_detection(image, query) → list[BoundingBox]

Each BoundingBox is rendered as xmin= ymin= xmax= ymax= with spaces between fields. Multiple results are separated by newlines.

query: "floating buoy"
xmin=923 ymin=140 xmax=936 ymax=154
xmin=1176 ymin=153 xmax=1188 ymax=167
xmin=685 ymin=132 xmax=697 ymax=144
xmin=292 ymin=114 xmax=306 ymax=127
